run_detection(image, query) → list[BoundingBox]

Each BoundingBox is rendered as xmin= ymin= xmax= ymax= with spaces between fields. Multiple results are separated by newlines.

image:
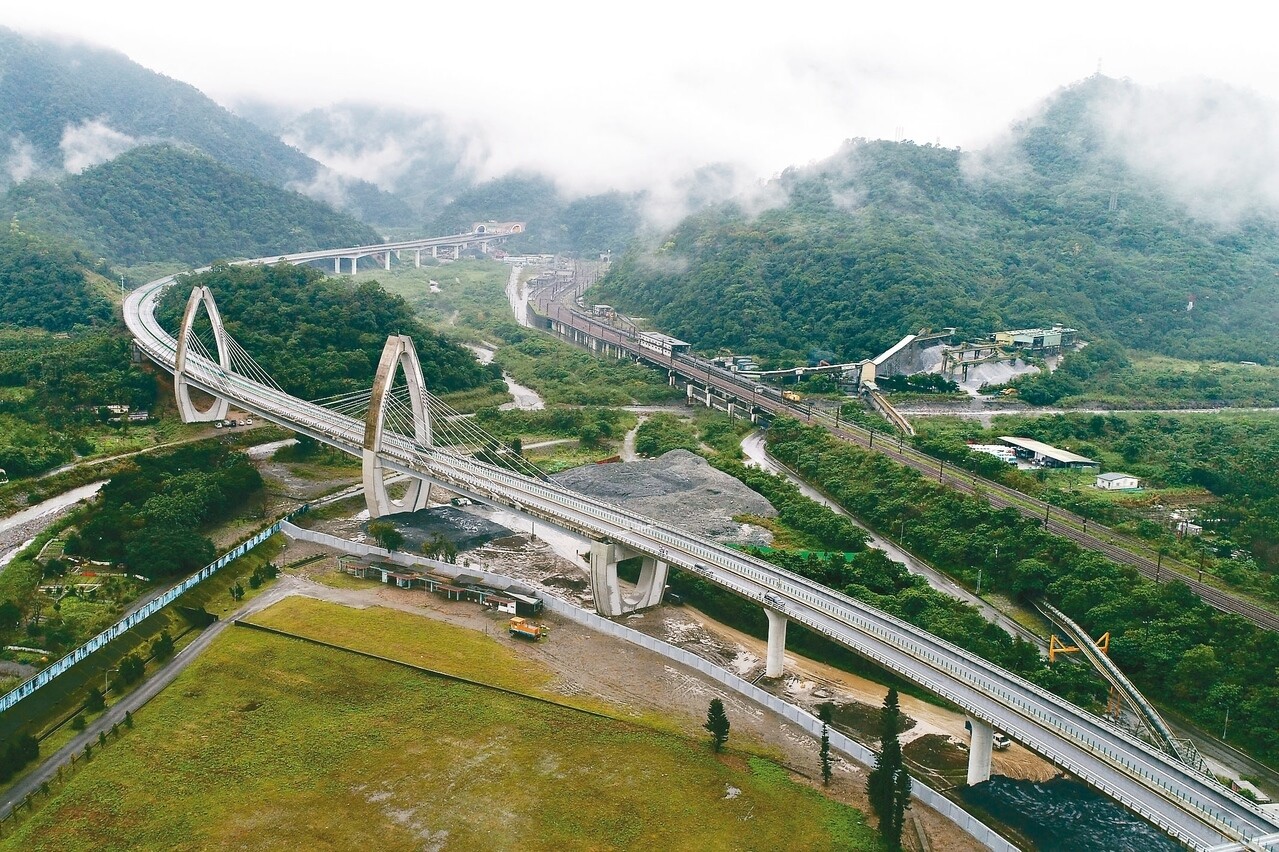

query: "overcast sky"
xmin=8 ymin=1 xmax=1279 ymax=194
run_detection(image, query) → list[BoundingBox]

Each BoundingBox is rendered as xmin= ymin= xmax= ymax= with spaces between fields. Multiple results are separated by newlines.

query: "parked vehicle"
xmin=992 ymin=732 xmax=1011 ymax=750
xmin=508 ymin=617 xmax=548 ymax=640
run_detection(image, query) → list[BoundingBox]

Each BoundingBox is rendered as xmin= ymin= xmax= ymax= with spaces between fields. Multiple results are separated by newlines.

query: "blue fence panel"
xmin=0 ymin=504 xmax=308 ymax=715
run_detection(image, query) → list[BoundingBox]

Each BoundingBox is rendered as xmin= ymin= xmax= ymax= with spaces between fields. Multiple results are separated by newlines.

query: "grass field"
xmin=3 ymin=599 xmax=879 ymax=851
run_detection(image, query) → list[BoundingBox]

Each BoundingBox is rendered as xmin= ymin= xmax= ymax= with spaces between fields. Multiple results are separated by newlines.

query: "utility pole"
xmin=1198 ymin=547 xmax=1206 ymax=583
xmin=1156 ymin=549 xmax=1163 ymax=583
xmin=1043 ymin=501 xmax=1051 ymax=528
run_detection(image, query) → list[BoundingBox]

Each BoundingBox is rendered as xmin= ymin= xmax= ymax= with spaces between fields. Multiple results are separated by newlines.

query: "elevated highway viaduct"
xmin=528 ymin=281 xmax=1279 ymax=635
xmin=123 ymin=244 xmax=1279 ymax=851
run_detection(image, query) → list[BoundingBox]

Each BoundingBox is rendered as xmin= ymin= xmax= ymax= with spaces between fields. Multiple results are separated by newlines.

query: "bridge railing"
xmin=126 ymin=266 xmax=1279 ymax=847
xmin=154 ymin=353 xmax=1266 ymax=843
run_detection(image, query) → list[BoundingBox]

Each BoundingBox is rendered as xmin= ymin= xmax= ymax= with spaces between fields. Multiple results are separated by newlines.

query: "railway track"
xmin=534 ymin=283 xmax=1279 ymax=635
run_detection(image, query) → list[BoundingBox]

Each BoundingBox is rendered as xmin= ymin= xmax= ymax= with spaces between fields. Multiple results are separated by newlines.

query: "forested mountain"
xmin=0 ymin=27 xmax=405 ymax=226
xmin=154 ymin=262 xmax=499 ymax=399
xmin=0 ymin=226 xmax=111 ymax=330
xmin=1 ymin=145 xmax=380 ymax=266
xmin=428 ymin=173 xmax=644 ymax=255
xmin=595 ymin=76 xmax=1279 ymax=366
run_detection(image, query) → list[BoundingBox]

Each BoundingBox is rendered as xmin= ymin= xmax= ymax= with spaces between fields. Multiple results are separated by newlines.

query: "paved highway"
xmin=535 ymin=290 xmax=1279 ymax=635
xmin=123 ymin=254 xmax=1279 ymax=850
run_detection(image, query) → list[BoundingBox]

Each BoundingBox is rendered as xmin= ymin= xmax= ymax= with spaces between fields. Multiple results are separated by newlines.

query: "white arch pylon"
xmin=364 ymin=334 xmax=433 ymax=518
xmin=173 ymin=285 xmax=231 ymax=423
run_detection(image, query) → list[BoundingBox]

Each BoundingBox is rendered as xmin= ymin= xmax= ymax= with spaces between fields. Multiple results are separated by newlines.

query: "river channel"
xmin=738 ymin=430 xmax=1195 ymax=848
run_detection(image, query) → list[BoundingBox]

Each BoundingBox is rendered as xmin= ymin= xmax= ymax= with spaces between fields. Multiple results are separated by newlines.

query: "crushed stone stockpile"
xmin=552 ymin=449 xmax=776 ymax=547
xmin=960 ymin=357 xmax=1040 ymax=396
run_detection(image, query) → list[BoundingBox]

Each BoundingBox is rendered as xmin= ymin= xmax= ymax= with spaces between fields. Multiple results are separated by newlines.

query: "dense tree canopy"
xmin=154 ymin=262 xmax=497 ymax=399
xmin=67 ymin=442 xmax=260 ymax=577
xmin=0 ymin=227 xmax=111 ymax=331
xmin=595 ymin=77 xmax=1279 ymax=367
xmin=0 ymin=329 xmax=157 ymax=477
xmin=2 ymin=145 xmax=380 ymax=266
xmin=763 ymin=417 xmax=1279 ymax=764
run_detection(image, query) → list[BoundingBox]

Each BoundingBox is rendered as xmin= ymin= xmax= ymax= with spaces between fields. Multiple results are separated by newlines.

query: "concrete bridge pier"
xmin=383 ymin=252 xmax=390 ymax=271
xmin=589 ymin=540 xmax=669 ymax=617
xmin=764 ymin=608 xmax=787 ymax=677
xmin=415 ymin=249 xmax=421 ymax=268
xmin=669 ymin=370 xmax=676 ymax=387
xmin=966 ymin=716 xmax=993 ymax=785
xmin=334 ymin=257 xmax=340 ymax=274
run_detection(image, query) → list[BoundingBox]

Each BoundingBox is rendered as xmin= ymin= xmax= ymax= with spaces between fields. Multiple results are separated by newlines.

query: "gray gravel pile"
xmin=553 ymin=449 xmax=776 ymax=546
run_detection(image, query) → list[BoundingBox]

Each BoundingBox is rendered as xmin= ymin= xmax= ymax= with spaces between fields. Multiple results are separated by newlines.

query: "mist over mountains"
xmin=3 ymin=23 xmax=1278 ymax=367
xmin=595 ymin=77 xmax=1279 ymax=366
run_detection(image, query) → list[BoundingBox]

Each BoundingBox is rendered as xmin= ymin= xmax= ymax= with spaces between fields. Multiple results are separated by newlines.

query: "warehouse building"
xmin=999 ymin=436 xmax=1098 ymax=470
xmin=990 ymin=325 xmax=1078 ymax=354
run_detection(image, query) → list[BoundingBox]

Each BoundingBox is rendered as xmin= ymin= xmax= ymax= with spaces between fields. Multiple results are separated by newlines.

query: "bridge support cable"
xmin=414 ymin=392 xmax=549 ymax=482
xmin=174 ymin=285 xmax=231 ymax=423
xmin=221 ymin=333 xmax=284 ymax=392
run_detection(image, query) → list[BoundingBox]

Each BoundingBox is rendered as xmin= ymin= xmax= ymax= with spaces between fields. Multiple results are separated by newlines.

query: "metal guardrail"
xmin=120 ymin=256 xmax=1279 ymax=850
xmin=281 ymin=523 xmax=1022 ymax=852
xmin=0 ymin=506 xmax=308 ymax=714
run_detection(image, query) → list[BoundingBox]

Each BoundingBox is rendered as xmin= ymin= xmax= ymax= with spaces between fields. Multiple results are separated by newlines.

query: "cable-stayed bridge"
xmin=122 ymin=242 xmax=1279 ymax=852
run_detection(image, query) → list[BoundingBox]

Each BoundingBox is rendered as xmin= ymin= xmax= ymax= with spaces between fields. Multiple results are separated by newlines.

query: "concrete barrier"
xmin=280 ymin=523 xmax=1019 ymax=851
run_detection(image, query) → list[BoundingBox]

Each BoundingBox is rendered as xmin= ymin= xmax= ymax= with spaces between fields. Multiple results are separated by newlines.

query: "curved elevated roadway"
xmin=537 ymin=291 xmax=1279 ymax=635
xmin=125 ymin=251 xmax=1279 ymax=851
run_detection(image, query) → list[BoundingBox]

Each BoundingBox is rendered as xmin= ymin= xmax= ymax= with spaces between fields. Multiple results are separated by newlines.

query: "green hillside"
xmin=2 ymin=144 xmax=380 ymax=266
xmin=0 ymin=27 xmax=312 ymax=187
xmin=0 ymin=226 xmax=111 ymax=331
xmin=0 ymin=27 xmax=409 ymax=227
xmin=154 ymin=262 xmax=499 ymax=399
xmin=594 ymin=76 xmax=1279 ymax=367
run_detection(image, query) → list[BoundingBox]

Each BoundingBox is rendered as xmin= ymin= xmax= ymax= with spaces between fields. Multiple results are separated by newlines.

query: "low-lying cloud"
xmin=4 ymin=137 xmax=39 ymax=184
xmin=60 ymin=119 xmax=140 ymax=173
xmin=1094 ymin=79 xmax=1279 ymax=225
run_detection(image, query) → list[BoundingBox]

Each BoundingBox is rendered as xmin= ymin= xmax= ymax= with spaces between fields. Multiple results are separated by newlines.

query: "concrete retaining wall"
xmin=280 ymin=522 xmax=1019 ymax=851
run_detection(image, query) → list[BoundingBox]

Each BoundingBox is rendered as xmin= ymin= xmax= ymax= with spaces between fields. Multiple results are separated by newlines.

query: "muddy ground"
xmin=281 ymin=491 xmax=1062 ymax=851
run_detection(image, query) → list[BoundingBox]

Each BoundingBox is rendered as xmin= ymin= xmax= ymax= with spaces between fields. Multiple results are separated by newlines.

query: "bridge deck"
xmin=123 ymin=248 xmax=1279 ymax=852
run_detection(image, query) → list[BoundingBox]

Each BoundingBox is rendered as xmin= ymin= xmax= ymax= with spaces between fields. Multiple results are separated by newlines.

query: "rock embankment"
xmin=553 ymin=449 xmax=776 ymax=547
